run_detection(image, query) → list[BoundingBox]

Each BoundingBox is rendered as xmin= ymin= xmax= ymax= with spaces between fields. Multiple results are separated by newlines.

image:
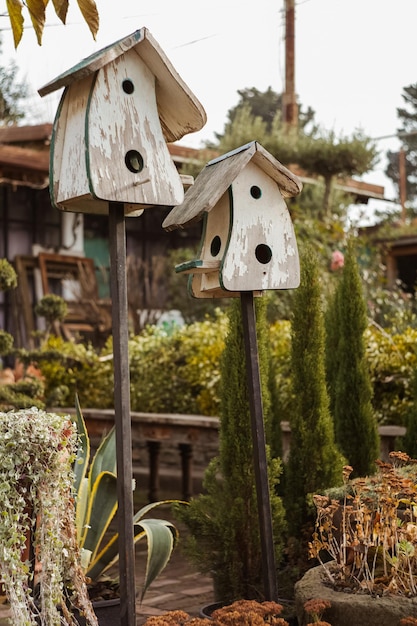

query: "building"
xmin=0 ymin=123 xmax=387 ymax=347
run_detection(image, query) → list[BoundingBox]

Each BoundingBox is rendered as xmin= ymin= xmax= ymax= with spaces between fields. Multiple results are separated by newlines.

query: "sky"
xmin=1 ymin=0 xmax=417 ymax=220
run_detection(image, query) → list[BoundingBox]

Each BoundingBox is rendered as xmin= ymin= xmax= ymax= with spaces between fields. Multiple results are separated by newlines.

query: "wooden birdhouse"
xmin=38 ymin=28 xmax=206 ymax=216
xmin=162 ymin=141 xmax=302 ymax=297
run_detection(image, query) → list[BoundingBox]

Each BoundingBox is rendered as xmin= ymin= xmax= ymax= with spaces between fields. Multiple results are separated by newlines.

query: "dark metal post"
xmin=109 ymin=202 xmax=136 ymax=626
xmin=240 ymin=290 xmax=278 ymax=602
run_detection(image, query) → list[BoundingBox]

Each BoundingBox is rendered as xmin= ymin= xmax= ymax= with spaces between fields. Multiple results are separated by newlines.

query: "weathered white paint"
xmin=52 ymin=75 xmax=95 ymax=210
xmin=43 ymin=28 xmax=206 ymax=216
xmin=220 ymin=162 xmax=299 ymax=291
xmin=167 ymin=141 xmax=302 ymax=298
xmin=87 ymin=51 xmax=183 ymax=208
xmin=192 ymin=192 xmax=230 ymax=296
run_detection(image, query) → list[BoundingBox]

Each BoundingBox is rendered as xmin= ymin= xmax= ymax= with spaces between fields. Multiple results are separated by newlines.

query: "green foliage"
xmin=330 ymin=240 xmax=380 ymax=477
xmin=0 ymin=330 xmax=14 ymax=355
xmin=176 ymin=299 xmax=286 ymax=602
xmin=285 ymin=247 xmax=344 ymax=537
xmin=267 ymin=319 xmax=292 ymax=458
xmin=0 ymin=48 xmax=28 ymax=125
xmin=36 ymin=336 xmax=114 ymax=409
xmin=0 ymin=258 xmax=17 ymax=291
xmin=385 ymin=83 xmax=417 ymax=208
xmin=211 ymin=85 xmax=315 ymax=146
xmin=35 ymin=294 xmax=68 ymax=324
xmin=0 ymin=379 xmax=44 ymax=410
xmin=403 ymin=369 xmax=417 ymax=457
xmin=74 ymin=399 xmax=179 ymax=598
xmin=0 ymin=408 xmax=93 ymax=625
xmin=365 ymin=324 xmax=417 ymax=426
xmin=129 ymin=311 xmax=228 ymax=415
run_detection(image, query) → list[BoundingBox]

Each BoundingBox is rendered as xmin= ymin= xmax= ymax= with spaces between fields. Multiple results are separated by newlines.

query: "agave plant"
xmin=73 ymin=396 xmax=180 ymax=599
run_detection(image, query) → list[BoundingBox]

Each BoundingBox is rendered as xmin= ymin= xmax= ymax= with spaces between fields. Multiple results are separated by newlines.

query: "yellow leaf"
xmin=77 ymin=0 xmax=99 ymax=40
xmin=51 ymin=0 xmax=69 ymax=23
xmin=5 ymin=0 xmax=24 ymax=49
xmin=26 ymin=0 xmax=47 ymax=45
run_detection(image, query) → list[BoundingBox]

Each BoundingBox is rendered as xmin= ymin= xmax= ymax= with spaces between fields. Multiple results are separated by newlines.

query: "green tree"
xmin=214 ymin=86 xmax=315 ymax=140
xmin=210 ymin=87 xmax=378 ymax=220
xmin=0 ymin=39 xmax=28 ymax=125
xmin=385 ymin=83 xmax=417 ymax=212
xmin=176 ymin=298 xmax=286 ymax=601
xmin=296 ymin=128 xmax=378 ymax=216
xmin=285 ymin=246 xmax=344 ymax=537
xmin=331 ymin=239 xmax=379 ymax=476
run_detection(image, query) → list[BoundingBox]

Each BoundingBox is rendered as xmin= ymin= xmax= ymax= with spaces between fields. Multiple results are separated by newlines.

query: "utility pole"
xmin=282 ymin=0 xmax=298 ymax=128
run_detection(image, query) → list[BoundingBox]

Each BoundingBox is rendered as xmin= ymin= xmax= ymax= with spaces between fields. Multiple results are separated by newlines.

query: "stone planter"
xmin=295 ymin=564 xmax=417 ymax=626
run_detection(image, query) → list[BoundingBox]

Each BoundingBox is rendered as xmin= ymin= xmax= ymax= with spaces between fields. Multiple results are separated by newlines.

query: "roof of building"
xmin=0 ymin=123 xmax=388 ymax=203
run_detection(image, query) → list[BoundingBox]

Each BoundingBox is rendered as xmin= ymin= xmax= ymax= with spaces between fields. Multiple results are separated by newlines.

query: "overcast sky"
xmin=2 ymin=0 xmax=417 ymax=217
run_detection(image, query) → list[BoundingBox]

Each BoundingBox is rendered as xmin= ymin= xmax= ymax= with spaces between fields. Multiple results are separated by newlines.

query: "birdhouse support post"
xmin=240 ymin=290 xmax=278 ymax=603
xmin=109 ymin=202 xmax=137 ymax=626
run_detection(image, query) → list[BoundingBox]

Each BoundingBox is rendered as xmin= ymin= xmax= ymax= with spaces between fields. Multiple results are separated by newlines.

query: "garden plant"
xmin=175 ymin=298 xmax=286 ymax=602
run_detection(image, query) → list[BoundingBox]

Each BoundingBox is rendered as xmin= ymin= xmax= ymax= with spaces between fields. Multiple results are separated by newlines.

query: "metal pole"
xmin=240 ymin=291 xmax=278 ymax=602
xmin=109 ymin=202 xmax=136 ymax=626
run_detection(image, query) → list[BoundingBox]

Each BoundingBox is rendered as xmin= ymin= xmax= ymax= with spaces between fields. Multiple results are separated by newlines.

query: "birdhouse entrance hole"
xmin=122 ymin=79 xmax=135 ymax=94
xmin=250 ymin=185 xmax=262 ymax=199
xmin=125 ymin=150 xmax=144 ymax=174
xmin=255 ymin=243 xmax=272 ymax=264
xmin=210 ymin=235 xmax=222 ymax=256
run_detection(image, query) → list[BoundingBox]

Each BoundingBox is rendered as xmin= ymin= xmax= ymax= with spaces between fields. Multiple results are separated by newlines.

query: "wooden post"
xmin=109 ymin=202 xmax=136 ymax=626
xmin=240 ymin=290 xmax=278 ymax=602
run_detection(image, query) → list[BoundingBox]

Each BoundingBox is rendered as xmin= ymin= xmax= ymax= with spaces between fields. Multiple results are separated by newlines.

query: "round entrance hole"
xmin=210 ymin=235 xmax=221 ymax=257
xmin=122 ymin=79 xmax=135 ymax=94
xmin=255 ymin=244 xmax=272 ymax=264
xmin=125 ymin=150 xmax=144 ymax=173
xmin=250 ymin=185 xmax=262 ymax=199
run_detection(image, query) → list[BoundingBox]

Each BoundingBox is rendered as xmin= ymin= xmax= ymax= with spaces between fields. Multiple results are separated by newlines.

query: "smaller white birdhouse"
xmin=39 ymin=28 xmax=206 ymax=216
xmin=162 ymin=141 xmax=302 ymax=297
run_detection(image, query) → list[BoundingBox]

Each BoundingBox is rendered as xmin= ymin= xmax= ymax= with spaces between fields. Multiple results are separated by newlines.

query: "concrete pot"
xmin=295 ymin=564 xmax=417 ymax=626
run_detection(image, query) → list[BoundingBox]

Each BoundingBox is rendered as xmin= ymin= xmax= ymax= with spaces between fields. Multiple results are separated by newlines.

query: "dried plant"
xmin=143 ymin=600 xmax=289 ymax=625
xmin=303 ymin=598 xmax=331 ymax=623
xmin=309 ymin=453 xmax=417 ymax=596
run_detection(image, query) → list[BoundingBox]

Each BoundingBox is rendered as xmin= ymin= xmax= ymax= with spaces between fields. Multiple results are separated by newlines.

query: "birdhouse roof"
xmin=38 ymin=28 xmax=206 ymax=143
xmin=162 ymin=141 xmax=303 ymax=231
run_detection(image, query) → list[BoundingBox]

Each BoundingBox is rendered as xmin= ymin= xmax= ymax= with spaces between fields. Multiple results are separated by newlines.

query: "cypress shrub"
xmin=176 ymin=297 xmax=286 ymax=602
xmin=285 ymin=246 xmax=344 ymax=537
xmin=331 ymin=239 xmax=379 ymax=476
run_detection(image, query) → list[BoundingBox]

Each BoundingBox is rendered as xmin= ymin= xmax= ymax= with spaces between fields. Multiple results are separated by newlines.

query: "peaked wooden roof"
xmin=38 ymin=28 xmax=207 ymax=143
xmin=162 ymin=141 xmax=303 ymax=231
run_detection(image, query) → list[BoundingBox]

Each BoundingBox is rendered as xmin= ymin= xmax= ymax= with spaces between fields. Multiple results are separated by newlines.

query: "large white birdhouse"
xmin=162 ymin=141 xmax=302 ymax=296
xmin=38 ymin=28 xmax=206 ymax=216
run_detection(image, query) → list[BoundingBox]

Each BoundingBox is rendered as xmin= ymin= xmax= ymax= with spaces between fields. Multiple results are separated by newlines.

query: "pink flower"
xmin=330 ymin=250 xmax=344 ymax=271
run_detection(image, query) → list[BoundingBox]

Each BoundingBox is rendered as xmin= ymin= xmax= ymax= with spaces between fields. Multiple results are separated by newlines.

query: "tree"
xmin=215 ymin=86 xmax=315 ymax=140
xmin=285 ymin=246 xmax=344 ymax=537
xmin=176 ymin=298 xmax=286 ymax=602
xmin=0 ymin=38 xmax=28 ymax=125
xmin=330 ymin=239 xmax=379 ymax=477
xmin=385 ymin=83 xmax=417 ymax=211
xmin=296 ymin=128 xmax=378 ymax=216
xmin=210 ymin=87 xmax=378 ymax=219
xmin=6 ymin=0 xmax=99 ymax=48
